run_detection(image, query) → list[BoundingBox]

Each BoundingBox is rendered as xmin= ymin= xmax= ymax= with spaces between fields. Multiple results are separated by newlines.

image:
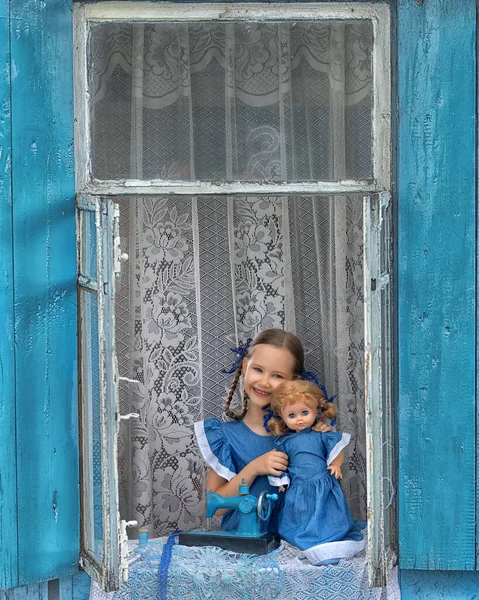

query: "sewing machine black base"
xmin=179 ymin=530 xmax=280 ymax=555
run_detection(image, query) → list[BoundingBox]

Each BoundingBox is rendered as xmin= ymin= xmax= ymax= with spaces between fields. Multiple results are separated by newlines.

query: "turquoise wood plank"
xmin=82 ymin=0 xmax=391 ymax=3
xmin=2 ymin=576 xmax=89 ymax=600
xmin=0 ymin=0 xmax=18 ymax=591
xmin=71 ymin=574 xmax=91 ymax=600
xmin=400 ymin=571 xmax=479 ymax=600
xmin=59 ymin=573 xmax=91 ymax=600
xmin=398 ymin=0 xmax=476 ymax=569
xmin=5 ymin=583 xmax=48 ymax=600
xmin=59 ymin=577 xmax=73 ymax=600
xmin=10 ymin=0 xmax=79 ymax=584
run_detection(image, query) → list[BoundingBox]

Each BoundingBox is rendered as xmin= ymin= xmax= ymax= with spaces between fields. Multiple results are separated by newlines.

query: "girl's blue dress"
xmin=269 ymin=428 xmax=366 ymax=565
xmin=194 ymin=418 xmax=282 ymax=532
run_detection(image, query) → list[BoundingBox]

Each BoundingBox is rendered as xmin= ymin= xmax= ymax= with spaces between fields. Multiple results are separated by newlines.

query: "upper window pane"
xmin=89 ymin=21 xmax=372 ymax=182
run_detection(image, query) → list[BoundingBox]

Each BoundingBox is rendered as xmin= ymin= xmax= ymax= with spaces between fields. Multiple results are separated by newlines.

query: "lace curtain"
xmin=89 ymin=21 xmax=372 ymax=533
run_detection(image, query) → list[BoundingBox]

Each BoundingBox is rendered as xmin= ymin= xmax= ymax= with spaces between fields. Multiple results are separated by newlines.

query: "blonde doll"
xmin=267 ymin=380 xmax=366 ymax=565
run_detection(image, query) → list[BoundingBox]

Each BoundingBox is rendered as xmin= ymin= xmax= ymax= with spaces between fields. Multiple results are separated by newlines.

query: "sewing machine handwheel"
xmin=257 ymin=491 xmax=273 ymax=521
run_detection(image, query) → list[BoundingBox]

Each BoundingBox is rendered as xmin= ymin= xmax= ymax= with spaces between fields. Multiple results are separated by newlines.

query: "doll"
xmin=267 ymin=380 xmax=366 ymax=565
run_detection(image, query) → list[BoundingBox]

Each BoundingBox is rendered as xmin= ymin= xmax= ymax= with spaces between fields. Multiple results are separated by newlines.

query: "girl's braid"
xmin=224 ymin=363 xmax=248 ymax=420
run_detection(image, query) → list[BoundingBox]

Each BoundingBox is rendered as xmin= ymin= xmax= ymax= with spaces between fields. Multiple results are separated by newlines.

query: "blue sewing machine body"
xmin=178 ymin=481 xmax=280 ymax=554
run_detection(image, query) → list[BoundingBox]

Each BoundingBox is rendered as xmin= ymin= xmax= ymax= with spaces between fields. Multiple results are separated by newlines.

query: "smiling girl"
xmin=194 ymin=328 xmax=331 ymax=533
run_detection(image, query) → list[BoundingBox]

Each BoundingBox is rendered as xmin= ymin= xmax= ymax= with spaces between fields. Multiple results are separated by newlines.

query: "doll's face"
xmin=280 ymin=398 xmax=317 ymax=432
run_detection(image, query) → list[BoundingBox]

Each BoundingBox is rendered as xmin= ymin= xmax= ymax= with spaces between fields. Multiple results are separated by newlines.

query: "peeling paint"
xmin=52 ymin=489 xmax=59 ymax=523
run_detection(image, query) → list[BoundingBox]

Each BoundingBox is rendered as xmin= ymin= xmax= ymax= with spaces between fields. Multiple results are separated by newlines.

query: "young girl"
xmin=267 ymin=379 xmax=366 ymax=565
xmin=194 ymin=328 xmax=330 ymax=533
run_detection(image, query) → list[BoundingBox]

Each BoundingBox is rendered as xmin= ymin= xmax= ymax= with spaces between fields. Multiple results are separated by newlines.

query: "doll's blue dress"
xmin=269 ymin=428 xmax=366 ymax=565
xmin=194 ymin=418 xmax=283 ymax=533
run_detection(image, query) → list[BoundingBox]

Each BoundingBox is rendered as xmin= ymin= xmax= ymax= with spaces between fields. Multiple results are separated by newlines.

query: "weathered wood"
xmin=364 ymin=192 xmax=396 ymax=586
xmin=1 ymin=576 xmax=90 ymax=600
xmin=0 ymin=0 xmax=18 ymax=590
xmin=74 ymin=2 xmax=391 ymax=195
xmin=82 ymin=179 xmax=380 ymax=197
xmin=398 ymin=0 xmax=476 ymax=569
xmin=59 ymin=576 xmax=73 ymax=600
xmin=77 ymin=199 xmax=121 ymax=591
xmin=5 ymin=582 xmax=48 ymax=600
xmin=71 ymin=573 xmax=91 ymax=600
xmin=10 ymin=0 xmax=79 ymax=584
xmin=400 ymin=571 xmax=479 ymax=600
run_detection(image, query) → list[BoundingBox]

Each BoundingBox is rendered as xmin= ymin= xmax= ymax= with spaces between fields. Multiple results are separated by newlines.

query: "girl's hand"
xmin=252 ymin=450 xmax=288 ymax=477
xmin=312 ymin=419 xmax=333 ymax=433
xmin=328 ymin=465 xmax=342 ymax=479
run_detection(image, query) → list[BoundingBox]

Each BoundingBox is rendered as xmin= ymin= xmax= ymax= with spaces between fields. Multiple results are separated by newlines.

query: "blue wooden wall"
xmin=398 ymin=0 xmax=477 ymax=573
xmin=2 ymin=0 xmax=479 ymax=598
xmin=0 ymin=0 xmax=18 ymax=591
xmin=0 ymin=0 xmax=79 ymax=589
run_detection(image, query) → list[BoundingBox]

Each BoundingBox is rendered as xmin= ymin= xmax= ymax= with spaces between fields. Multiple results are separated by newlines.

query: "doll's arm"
xmin=268 ymin=472 xmax=290 ymax=488
xmin=327 ymin=450 xmax=344 ymax=479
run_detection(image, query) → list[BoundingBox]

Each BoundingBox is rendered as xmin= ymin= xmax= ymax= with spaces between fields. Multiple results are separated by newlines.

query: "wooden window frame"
xmin=74 ymin=2 xmax=391 ymax=196
xmin=73 ymin=1 xmax=394 ymax=589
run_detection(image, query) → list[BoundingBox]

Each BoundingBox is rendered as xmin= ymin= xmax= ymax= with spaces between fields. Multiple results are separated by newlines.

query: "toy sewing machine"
xmin=179 ymin=480 xmax=280 ymax=555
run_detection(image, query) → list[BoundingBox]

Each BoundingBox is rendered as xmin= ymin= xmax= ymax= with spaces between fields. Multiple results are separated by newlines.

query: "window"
xmin=74 ymin=2 xmax=394 ymax=590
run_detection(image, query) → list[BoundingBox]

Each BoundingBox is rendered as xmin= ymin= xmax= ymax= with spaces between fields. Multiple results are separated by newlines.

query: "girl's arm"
xmin=327 ymin=450 xmax=344 ymax=479
xmin=206 ymin=449 xmax=289 ymax=498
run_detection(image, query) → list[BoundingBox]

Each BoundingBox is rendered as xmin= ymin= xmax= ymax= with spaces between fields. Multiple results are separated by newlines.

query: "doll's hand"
xmin=279 ymin=486 xmax=286 ymax=493
xmin=312 ymin=419 xmax=333 ymax=433
xmin=252 ymin=450 xmax=288 ymax=477
xmin=327 ymin=465 xmax=342 ymax=479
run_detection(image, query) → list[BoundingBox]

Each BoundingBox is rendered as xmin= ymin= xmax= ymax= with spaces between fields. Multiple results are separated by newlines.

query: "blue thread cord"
xmin=301 ymin=371 xmax=337 ymax=402
xmin=221 ymin=338 xmax=252 ymax=374
xmin=157 ymin=531 xmax=180 ymax=600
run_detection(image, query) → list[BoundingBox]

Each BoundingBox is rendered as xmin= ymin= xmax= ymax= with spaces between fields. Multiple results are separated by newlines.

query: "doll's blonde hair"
xmin=268 ymin=380 xmax=336 ymax=435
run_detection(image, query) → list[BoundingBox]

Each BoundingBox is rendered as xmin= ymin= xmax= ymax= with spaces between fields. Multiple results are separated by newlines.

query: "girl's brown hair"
xmin=267 ymin=380 xmax=336 ymax=435
xmin=224 ymin=328 xmax=305 ymax=420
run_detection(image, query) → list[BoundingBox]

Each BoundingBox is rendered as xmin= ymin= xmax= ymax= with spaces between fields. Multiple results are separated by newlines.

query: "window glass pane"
xmin=80 ymin=209 xmax=98 ymax=280
xmin=79 ymin=287 xmax=104 ymax=560
xmin=113 ymin=194 xmax=367 ymax=533
xmin=89 ymin=21 xmax=372 ymax=182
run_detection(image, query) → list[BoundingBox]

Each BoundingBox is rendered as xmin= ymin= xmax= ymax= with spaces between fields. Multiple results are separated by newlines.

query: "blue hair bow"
xmin=301 ymin=370 xmax=337 ymax=426
xmin=221 ymin=338 xmax=253 ymax=374
xmin=261 ymin=404 xmax=281 ymax=433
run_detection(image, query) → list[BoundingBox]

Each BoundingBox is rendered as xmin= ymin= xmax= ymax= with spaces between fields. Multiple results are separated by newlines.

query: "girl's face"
xmin=242 ymin=344 xmax=296 ymax=409
xmin=281 ymin=398 xmax=317 ymax=432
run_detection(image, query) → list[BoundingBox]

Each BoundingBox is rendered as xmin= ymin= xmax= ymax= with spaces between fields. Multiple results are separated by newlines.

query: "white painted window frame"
xmin=73 ymin=0 xmax=395 ymax=589
xmin=76 ymin=196 xmax=123 ymax=591
xmin=73 ymin=1 xmax=391 ymax=196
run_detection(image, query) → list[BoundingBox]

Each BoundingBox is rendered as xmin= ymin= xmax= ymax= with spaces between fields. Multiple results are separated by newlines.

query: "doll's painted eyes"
xmin=287 ymin=410 xmax=310 ymax=419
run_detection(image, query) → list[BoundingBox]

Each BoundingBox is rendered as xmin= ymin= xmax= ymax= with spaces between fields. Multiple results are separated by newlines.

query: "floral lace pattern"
xmin=90 ymin=21 xmax=372 ymax=181
xmin=92 ymin=22 xmax=371 ymax=107
xmin=89 ymin=539 xmax=401 ymax=600
xmin=90 ymin=17 xmax=372 ymax=538
xmin=116 ymin=194 xmax=367 ymax=537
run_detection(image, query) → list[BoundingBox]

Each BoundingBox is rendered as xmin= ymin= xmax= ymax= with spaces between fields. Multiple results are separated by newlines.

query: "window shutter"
xmin=364 ymin=191 xmax=397 ymax=587
xmin=76 ymin=195 xmax=122 ymax=591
